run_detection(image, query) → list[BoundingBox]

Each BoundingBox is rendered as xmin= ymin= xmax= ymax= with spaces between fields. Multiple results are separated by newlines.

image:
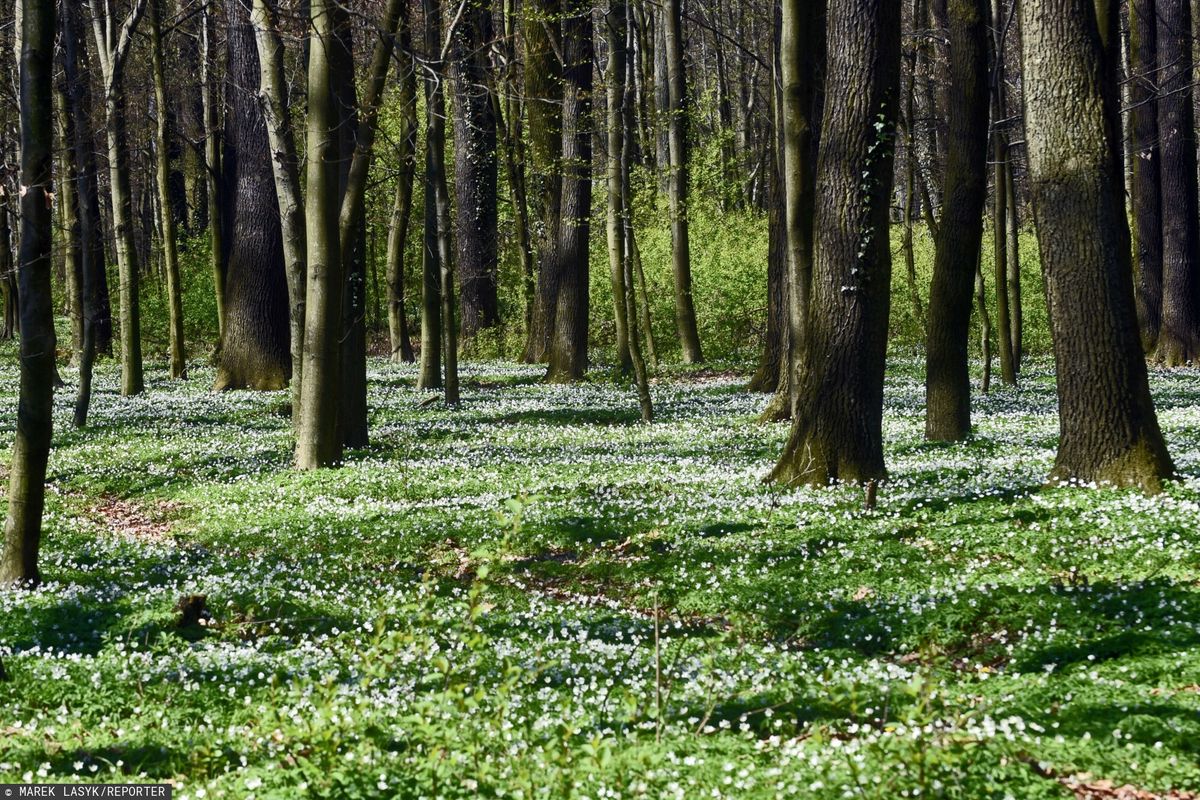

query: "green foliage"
xmin=138 ymin=234 xmax=222 ymax=363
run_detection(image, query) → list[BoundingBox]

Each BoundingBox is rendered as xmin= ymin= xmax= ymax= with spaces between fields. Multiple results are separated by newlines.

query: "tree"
xmin=149 ymin=0 xmax=186 ymax=380
xmin=546 ymin=0 xmax=594 ymax=381
xmin=1019 ymin=0 xmax=1174 ymax=490
xmin=295 ymin=0 xmax=343 ymax=469
xmin=251 ymin=0 xmax=307 ymax=417
xmin=386 ymin=16 xmax=419 ymax=364
xmin=1 ymin=0 xmax=55 ymax=585
xmin=923 ymin=0 xmax=990 ymax=441
xmin=201 ymin=0 xmax=226 ymax=348
xmin=663 ymin=0 xmax=703 ymax=363
xmin=216 ymin=0 xmax=292 ymax=391
xmin=89 ymin=0 xmax=149 ymax=397
xmin=1129 ymin=0 xmax=1162 ymax=351
xmin=1153 ymin=0 xmax=1200 ymax=365
xmin=770 ymin=0 xmax=900 ymax=486
xmin=451 ymin=0 xmax=500 ymax=343
xmin=418 ymin=0 xmax=446 ymax=391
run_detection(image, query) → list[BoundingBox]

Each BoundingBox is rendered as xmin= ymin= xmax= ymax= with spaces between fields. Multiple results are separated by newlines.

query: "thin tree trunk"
xmin=1 ymin=0 xmax=54 ymax=586
xmin=387 ymin=25 xmax=418 ymax=364
xmin=990 ymin=0 xmax=1015 ymax=386
xmin=150 ymin=0 xmax=186 ymax=380
xmin=1006 ymin=149 xmax=1022 ymax=368
xmin=417 ymin=0 xmax=444 ymax=390
xmin=295 ymin=0 xmax=343 ymax=469
xmin=663 ymin=0 xmax=703 ymax=363
xmin=251 ymin=0 xmax=306 ymax=415
xmin=975 ymin=252 xmax=992 ymax=394
xmin=90 ymin=0 xmax=149 ymax=397
xmin=1020 ymin=0 xmax=1174 ymax=490
xmin=608 ymin=0 xmax=634 ymax=374
xmin=202 ymin=0 xmax=226 ymax=348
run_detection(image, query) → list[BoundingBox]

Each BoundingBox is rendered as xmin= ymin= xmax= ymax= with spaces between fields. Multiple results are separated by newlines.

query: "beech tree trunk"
xmin=546 ymin=0 xmax=594 ymax=381
xmin=1 ymin=0 xmax=54 ymax=586
xmin=216 ymin=0 xmax=291 ymax=391
xmin=770 ymin=0 xmax=900 ymax=486
xmin=202 ymin=0 xmax=226 ymax=347
xmin=387 ymin=32 xmax=419 ymax=364
xmin=1020 ymin=0 xmax=1174 ymax=491
xmin=295 ymin=0 xmax=343 ymax=469
xmin=418 ymin=0 xmax=445 ymax=390
xmin=924 ymin=0 xmax=990 ymax=441
xmin=608 ymin=0 xmax=634 ymax=374
xmin=90 ymin=0 xmax=149 ymax=397
xmin=1153 ymin=0 xmax=1200 ymax=365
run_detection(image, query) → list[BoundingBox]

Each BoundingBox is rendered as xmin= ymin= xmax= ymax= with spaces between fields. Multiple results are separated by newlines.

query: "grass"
xmin=1 ymin=348 xmax=1199 ymax=799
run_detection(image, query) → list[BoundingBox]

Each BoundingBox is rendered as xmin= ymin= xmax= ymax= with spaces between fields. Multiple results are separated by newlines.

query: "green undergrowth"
xmin=1 ymin=351 xmax=1199 ymax=799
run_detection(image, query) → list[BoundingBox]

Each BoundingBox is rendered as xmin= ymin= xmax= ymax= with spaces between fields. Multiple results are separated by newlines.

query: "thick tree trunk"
xmin=1020 ymin=0 xmax=1174 ymax=491
xmin=1129 ymin=0 xmax=1161 ymax=351
xmin=216 ymin=0 xmax=291 ymax=391
xmin=295 ymin=0 xmax=343 ymax=469
xmin=451 ymin=0 xmax=500 ymax=343
xmin=251 ymin=0 xmax=307 ymax=417
xmin=90 ymin=0 xmax=149 ymax=397
xmin=546 ymin=0 xmax=594 ymax=381
xmin=924 ymin=0 xmax=990 ymax=441
xmin=522 ymin=0 xmax=564 ymax=363
xmin=1 ymin=0 xmax=54 ymax=586
xmin=770 ymin=0 xmax=900 ymax=486
xmin=1153 ymin=0 xmax=1200 ymax=364
xmin=663 ymin=0 xmax=703 ymax=364
xmin=150 ymin=0 xmax=186 ymax=380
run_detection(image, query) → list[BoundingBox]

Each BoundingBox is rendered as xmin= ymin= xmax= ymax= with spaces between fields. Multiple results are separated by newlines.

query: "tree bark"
xmin=202 ymin=0 xmax=225 ymax=349
xmin=90 ymin=0 xmax=149 ymax=397
xmin=418 ymin=0 xmax=445 ymax=390
xmin=608 ymin=0 xmax=634 ymax=375
xmin=770 ymin=0 xmax=900 ymax=486
xmin=1153 ymin=0 xmax=1200 ymax=364
xmin=216 ymin=0 xmax=291 ymax=391
xmin=546 ymin=0 xmax=594 ymax=381
xmin=663 ymin=0 xmax=703 ymax=363
xmin=387 ymin=26 xmax=419 ymax=364
xmin=1 ymin=0 xmax=55 ymax=586
xmin=1020 ymin=0 xmax=1174 ymax=491
xmin=1129 ymin=0 xmax=1162 ymax=351
xmin=150 ymin=0 xmax=187 ymax=380
xmin=924 ymin=0 xmax=990 ymax=441
xmin=295 ymin=0 xmax=343 ymax=469
xmin=251 ymin=0 xmax=307 ymax=417
xmin=451 ymin=0 xmax=500 ymax=342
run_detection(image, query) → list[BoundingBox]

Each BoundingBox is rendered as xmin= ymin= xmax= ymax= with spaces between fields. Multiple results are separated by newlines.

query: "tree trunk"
xmin=1020 ymin=0 xmax=1174 ymax=491
xmin=924 ymin=0 xmax=990 ymax=441
xmin=451 ymin=0 xmax=500 ymax=343
xmin=387 ymin=25 xmax=419 ymax=365
xmin=1129 ymin=0 xmax=1161 ymax=351
xmin=1153 ymin=0 xmax=1200 ymax=364
xmin=202 ymin=0 xmax=226 ymax=348
xmin=608 ymin=0 xmax=634 ymax=374
xmin=56 ymin=88 xmax=83 ymax=366
xmin=521 ymin=0 xmax=564 ymax=363
xmin=990 ymin=0 xmax=1016 ymax=386
xmin=663 ymin=0 xmax=703 ymax=363
xmin=90 ymin=0 xmax=149 ymax=397
xmin=1005 ymin=155 xmax=1022 ymax=367
xmin=1 ymin=0 xmax=55 ymax=586
xmin=216 ymin=0 xmax=291 ymax=391
xmin=251 ymin=0 xmax=307 ymax=417
xmin=150 ymin=0 xmax=186 ymax=380
xmin=418 ymin=0 xmax=444 ymax=390
xmin=546 ymin=0 xmax=594 ymax=382
xmin=770 ymin=0 xmax=900 ymax=486
xmin=295 ymin=0 xmax=343 ymax=469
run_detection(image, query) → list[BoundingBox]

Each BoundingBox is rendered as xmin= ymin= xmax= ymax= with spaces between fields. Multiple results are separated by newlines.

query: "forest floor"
xmin=2 ymin=353 xmax=1200 ymax=799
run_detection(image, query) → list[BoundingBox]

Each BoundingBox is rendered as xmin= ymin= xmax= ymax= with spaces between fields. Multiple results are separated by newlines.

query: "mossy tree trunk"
xmin=1 ymin=0 xmax=55 ymax=586
xmin=386 ymin=30 xmax=418 ymax=365
xmin=1020 ymin=0 xmax=1175 ymax=491
xmin=923 ymin=0 xmax=990 ymax=441
xmin=770 ymin=0 xmax=900 ymax=487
